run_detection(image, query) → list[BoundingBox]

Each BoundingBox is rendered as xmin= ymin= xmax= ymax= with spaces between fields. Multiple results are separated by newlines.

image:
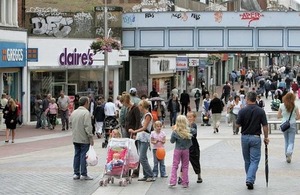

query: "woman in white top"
xmin=230 ymin=95 xmax=243 ymax=135
xmin=129 ymin=100 xmax=155 ymax=182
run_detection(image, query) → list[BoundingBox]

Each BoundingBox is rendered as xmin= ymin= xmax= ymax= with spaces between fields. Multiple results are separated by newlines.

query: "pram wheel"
xmin=119 ymin=179 xmax=127 ymax=187
xmin=126 ymin=177 xmax=132 ymax=184
xmin=102 ymin=142 xmax=107 ymax=148
xmin=99 ymin=180 xmax=104 ymax=186
xmin=104 ymin=179 xmax=108 ymax=186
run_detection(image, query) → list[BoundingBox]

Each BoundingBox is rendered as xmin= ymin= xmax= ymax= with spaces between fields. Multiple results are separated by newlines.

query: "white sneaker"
xmin=80 ymin=175 xmax=93 ymax=180
xmin=73 ymin=174 xmax=80 ymax=180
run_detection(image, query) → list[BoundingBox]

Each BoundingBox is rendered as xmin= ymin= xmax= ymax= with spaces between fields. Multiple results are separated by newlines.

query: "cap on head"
xmin=129 ymin=87 xmax=137 ymax=95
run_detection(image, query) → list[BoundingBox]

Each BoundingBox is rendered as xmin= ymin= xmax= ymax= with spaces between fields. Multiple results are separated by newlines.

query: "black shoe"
xmin=197 ymin=178 xmax=203 ymax=183
xmin=62 ymin=128 xmax=65 ymax=131
xmin=246 ymin=182 xmax=254 ymax=190
xmin=178 ymin=177 xmax=182 ymax=185
xmin=216 ymin=128 xmax=219 ymax=133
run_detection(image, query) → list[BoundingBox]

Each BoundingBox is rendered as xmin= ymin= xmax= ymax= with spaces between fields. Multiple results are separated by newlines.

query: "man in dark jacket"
xmin=208 ymin=93 xmax=224 ymax=133
xmin=180 ymin=90 xmax=190 ymax=115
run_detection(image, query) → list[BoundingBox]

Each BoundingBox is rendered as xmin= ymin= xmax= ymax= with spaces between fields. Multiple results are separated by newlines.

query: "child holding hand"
xmin=150 ymin=121 xmax=168 ymax=178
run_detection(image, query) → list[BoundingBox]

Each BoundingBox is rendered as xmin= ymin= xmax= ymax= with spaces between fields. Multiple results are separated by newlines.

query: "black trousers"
xmin=189 ymin=148 xmax=201 ymax=174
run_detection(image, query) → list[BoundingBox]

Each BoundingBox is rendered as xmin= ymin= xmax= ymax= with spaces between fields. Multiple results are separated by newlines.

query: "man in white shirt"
xmin=57 ymin=90 xmax=70 ymax=131
xmin=104 ymin=96 xmax=116 ymax=117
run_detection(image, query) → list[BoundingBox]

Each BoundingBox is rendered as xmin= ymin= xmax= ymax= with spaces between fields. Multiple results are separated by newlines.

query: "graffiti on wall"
xmin=31 ymin=16 xmax=74 ymax=38
xmin=73 ymin=12 xmax=93 ymax=35
xmin=95 ymin=12 xmax=118 ymax=36
xmin=27 ymin=7 xmax=66 ymax=17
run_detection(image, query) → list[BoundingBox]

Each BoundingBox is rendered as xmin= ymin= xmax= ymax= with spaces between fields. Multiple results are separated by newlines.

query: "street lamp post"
xmin=103 ymin=0 xmax=109 ymax=100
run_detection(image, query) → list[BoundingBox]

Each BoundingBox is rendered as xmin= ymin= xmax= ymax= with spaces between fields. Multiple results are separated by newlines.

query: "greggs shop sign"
xmin=0 ymin=42 xmax=26 ymax=67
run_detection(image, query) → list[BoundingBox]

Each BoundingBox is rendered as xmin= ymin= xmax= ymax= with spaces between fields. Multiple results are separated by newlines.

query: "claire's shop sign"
xmin=59 ymin=48 xmax=94 ymax=66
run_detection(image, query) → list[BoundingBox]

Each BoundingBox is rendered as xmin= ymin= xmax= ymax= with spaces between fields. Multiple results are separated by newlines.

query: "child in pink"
xmin=150 ymin=120 xmax=167 ymax=178
xmin=169 ymin=115 xmax=192 ymax=188
xmin=45 ymin=98 xmax=58 ymax=130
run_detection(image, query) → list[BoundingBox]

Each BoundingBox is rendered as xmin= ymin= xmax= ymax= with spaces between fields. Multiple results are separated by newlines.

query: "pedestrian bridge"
xmin=122 ymin=11 xmax=300 ymax=53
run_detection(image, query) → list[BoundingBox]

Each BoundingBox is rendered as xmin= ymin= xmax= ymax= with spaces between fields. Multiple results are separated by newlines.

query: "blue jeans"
xmin=138 ymin=141 xmax=153 ymax=178
xmin=73 ymin=143 xmax=90 ymax=176
xmin=241 ymin=135 xmax=261 ymax=184
xmin=152 ymin=149 xmax=167 ymax=177
xmin=60 ymin=110 xmax=69 ymax=129
xmin=283 ymin=123 xmax=297 ymax=156
xmin=41 ymin=112 xmax=49 ymax=128
xmin=170 ymin=112 xmax=177 ymax=126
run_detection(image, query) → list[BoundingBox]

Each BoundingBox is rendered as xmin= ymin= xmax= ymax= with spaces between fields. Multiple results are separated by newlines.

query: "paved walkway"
xmin=0 ymin=86 xmax=299 ymax=195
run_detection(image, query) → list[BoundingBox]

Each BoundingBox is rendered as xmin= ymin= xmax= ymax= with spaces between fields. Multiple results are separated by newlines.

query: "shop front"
xmin=149 ymin=57 xmax=176 ymax=100
xmin=27 ymin=38 xmax=128 ymax=121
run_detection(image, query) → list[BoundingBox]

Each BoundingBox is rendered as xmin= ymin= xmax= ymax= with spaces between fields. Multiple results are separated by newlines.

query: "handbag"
xmin=280 ymin=107 xmax=294 ymax=132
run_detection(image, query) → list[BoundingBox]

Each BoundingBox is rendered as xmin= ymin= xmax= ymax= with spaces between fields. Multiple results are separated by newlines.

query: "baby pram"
xmin=102 ymin=116 xmax=119 ymax=148
xmin=99 ymin=138 xmax=139 ymax=187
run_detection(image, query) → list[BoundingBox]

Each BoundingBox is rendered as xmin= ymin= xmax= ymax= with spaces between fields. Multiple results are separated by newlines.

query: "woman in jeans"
xmin=129 ymin=100 xmax=155 ymax=182
xmin=277 ymin=92 xmax=300 ymax=163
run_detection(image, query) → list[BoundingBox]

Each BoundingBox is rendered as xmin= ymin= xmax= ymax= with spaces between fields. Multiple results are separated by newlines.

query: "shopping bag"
xmin=127 ymin=138 xmax=139 ymax=169
xmin=86 ymin=145 xmax=98 ymax=166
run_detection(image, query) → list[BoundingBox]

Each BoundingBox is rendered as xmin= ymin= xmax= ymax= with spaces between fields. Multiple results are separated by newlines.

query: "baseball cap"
xmin=129 ymin=87 xmax=137 ymax=94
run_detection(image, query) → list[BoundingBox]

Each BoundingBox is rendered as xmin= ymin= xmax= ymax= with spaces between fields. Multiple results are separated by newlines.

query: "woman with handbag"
xmin=4 ymin=99 xmax=18 ymax=143
xmin=277 ymin=92 xmax=300 ymax=163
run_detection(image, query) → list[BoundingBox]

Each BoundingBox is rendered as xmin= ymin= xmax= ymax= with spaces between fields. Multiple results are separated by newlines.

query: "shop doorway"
xmin=52 ymin=83 xmax=65 ymax=99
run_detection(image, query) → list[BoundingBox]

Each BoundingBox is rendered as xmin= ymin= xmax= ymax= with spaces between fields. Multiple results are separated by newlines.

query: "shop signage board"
xmin=150 ymin=57 xmax=176 ymax=74
xmin=176 ymin=56 xmax=188 ymax=71
xmin=0 ymin=42 xmax=26 ymax=67
xmin=189 ymin=58 xmax=199 ymax=67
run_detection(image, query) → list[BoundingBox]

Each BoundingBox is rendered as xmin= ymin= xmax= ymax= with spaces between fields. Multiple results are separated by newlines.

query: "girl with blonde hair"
xmin=169 ymin=115 xmax=192 ymax=188
xmin=4 ymin=98 xmax=18 ymax=143
xmin=278 ymin=92 xmax=300 ymax=163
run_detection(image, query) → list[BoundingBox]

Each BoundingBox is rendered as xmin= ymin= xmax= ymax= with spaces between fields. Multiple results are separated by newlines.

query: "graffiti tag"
xmin=171 ymin=12 xmax=188 ymax=21
xmin=123 ymin=15 xmax=135 ymax=25
xmin=27 ymin=7 xmax=65 ymax=17
xmin=31 ymin=16 xmax=74 ymax=37
xmin=191 ymin=13 xmax=201 ymax=21
xmin=240 ymin=12 xmax=263 ymax=27
xmin=73 ymin=12 xmax=93 ymax=34
xmin=145 ymin=13 xmax=155 ymax=18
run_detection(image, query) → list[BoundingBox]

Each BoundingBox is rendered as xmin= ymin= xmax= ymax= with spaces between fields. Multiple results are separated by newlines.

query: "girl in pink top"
xmin=150 ymin=121 xmax=167 ymax=178
xmin=45 ymin=98 xmax=58 ymax=130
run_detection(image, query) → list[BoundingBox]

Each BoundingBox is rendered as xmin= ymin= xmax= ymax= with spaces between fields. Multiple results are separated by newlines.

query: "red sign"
xmin=240 ymin=12 xmax=263 ymax=27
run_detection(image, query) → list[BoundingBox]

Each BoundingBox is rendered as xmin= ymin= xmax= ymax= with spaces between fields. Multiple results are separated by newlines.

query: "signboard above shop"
xmin=150 ymin=58 xmax=176 ymax=75
xmin=0 ymin=42 xmax=26 ymax=67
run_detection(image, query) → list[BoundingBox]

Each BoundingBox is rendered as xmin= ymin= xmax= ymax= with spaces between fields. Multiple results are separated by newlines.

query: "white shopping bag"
xmin=127 ymin=139 xmax=139 ymax=169
xmin=86 ymin=145 xmax=98 ymax=166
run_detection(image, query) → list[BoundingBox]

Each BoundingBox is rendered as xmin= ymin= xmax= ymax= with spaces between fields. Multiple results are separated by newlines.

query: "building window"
xmin=0 ymin=0 xmax=18 ymax=27
xmin=27 ymin=48 xmax=38 ymax=62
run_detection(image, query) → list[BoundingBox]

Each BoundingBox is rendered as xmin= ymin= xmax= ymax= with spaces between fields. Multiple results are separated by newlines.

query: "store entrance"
xmin=52 ymin=83 xmax=77 ymax=98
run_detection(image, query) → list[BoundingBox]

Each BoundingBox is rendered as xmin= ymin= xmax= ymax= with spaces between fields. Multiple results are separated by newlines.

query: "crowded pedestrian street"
xmin=0 ymin=86 xmax=299 ymax=195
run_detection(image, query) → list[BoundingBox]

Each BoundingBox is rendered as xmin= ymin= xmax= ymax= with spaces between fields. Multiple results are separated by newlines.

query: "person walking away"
xmin=15 ymin=99 xmax=22 ymax=127
xmin=230 ymin=95 xmax=242 ymax=135
xmin=129 ymin=100 xmax=155 ymax=182
xmin=115 ymin=95 xmax=123 ymax=118
xmin=45 ymin=98 xmax=58 ymax=130
xmin=150 ymin=120 xmax=168 ymax=178
xmin=285 ymin=76 xmax=292 ymax=92
xmin=264 ymin=79 xmax=272 ymax=99
xmin=73 ymin=94 xmax=80 ymax=110
xmin=180 ymin=90 xmax=190 ymax=116
xmin=169 ymin=115 xmax=192 ymax=188
xmin=270 ymin=80 xmax=277 ymax=100
xmin=277 ymin=92 xmax=300 ymax=163
xmin=178 ymin=111 xmax=203 ymax=184
xmin=201 ymin=94 xmax=211 ymax=126
xmin=209 ymin=93 xmax=224 ymax=133
xmin=34 ymin=94 xmax=43 ymax=129
xmin=150 ymin=88 xmax=159 ymax=109
xmin=70 ymin=96 xmax=94 ymax=180
xmin=3 ymin=99 xmax=18 ymax=143
xmin=41 ymin=94 xmax=51 ymax=129
xmin=221 ymin=81 xmax=231 ymax=104
xmin=167 ymin=94 xmax=180 ymax=126
xmin=236 ymin=91 xmax=269 ymax=190
xmin=194 ymin=90 xmax=201 ymax=112
xmin=57 ymin=90 xmax=70 ymax=131
xmin=226 ymin=96 xmax=233 ymax=126
xmin=129 ymin=87 xmax=141 ymax=105
xmin=94 ymin=96 xmax=105 ymax=138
